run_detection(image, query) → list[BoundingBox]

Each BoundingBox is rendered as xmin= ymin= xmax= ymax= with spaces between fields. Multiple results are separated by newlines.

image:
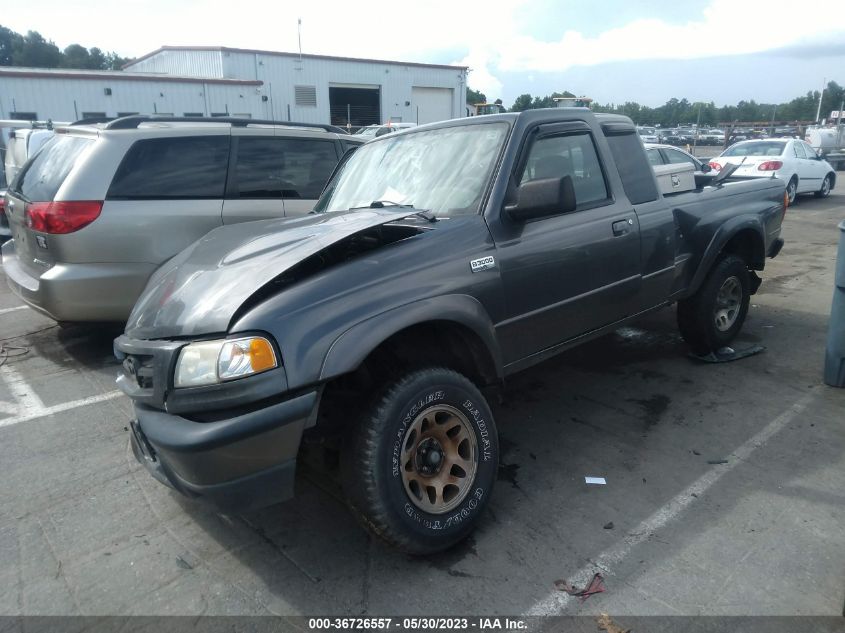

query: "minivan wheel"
xmin=814 ymin=174 xmax=832 ymax=198
xmin=342 ymin=367 xmax=498 ymax=555
xmin=677 ymin=255 xmax=751 ymax=355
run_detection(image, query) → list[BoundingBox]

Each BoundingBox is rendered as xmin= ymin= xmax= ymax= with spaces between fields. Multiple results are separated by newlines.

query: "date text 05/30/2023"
xmin=308 ymin=618 xmax=527 ymax=630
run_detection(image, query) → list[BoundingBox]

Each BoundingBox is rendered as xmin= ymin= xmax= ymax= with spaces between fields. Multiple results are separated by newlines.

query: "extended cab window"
xmin=108 ymin=136 xmax=230 ymax=199
xmin=520 ymin=133 xmax=609 ymax=208
xmin=233 ymin=137 xmax=339 ymax=200
xmin=604 ymin=132 xmax=659 ymax=205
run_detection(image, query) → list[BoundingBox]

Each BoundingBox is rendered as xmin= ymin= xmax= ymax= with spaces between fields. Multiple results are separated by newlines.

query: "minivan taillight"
xmin=25 ymin=201 xmax=103 ymax=234
xmin=0 ymin=198 xmax=5 ymax=218
xmin=758 ymin=160 xmax=783 ymax=171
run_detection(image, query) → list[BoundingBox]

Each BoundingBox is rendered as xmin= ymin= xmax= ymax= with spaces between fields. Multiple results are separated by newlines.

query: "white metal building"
xmin=0 ymin=46 xmax=468 ymax=128
xmin=0 ymin=66 xmax=266 ymax=122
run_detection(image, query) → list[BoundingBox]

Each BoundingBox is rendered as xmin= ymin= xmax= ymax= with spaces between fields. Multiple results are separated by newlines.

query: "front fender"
xmin=320 ymin=295 xmax=503 ymax=382
xmin=686 ymin=215 xmax=765 ymax=296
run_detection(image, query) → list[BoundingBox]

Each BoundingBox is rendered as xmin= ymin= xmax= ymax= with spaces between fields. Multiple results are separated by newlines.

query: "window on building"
xmin=183 ymin=112 xmax=204 ymax=117
xmin=233 ymin=137 xmax=339 ymax=200
xmin=210 ymin=112 xmax=229 ymax=117
xmin=10 ymin=112 xmax=37 ymax=121
xmin=117 ymin=112 xmax=139 ymax=117
xmin=107 ymin=136 xmax=230 ymax=200
xmin=81 ymin=112 xmax=107 ymax=119
xmin=295 ymin=85 xmax=317 ymax=107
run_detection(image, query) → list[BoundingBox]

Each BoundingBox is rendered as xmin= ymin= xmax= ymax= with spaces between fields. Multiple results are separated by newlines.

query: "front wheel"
xmin=814 ymin=174 xmax=832 ymax=198
xmin=677 ymin=255 xmax=751 ymax=354
xmin=342 ymin=367 xmax=498 ymax=555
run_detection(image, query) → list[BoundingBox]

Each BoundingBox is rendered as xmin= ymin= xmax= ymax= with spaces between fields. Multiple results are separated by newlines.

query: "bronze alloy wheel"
xmin=714 ymin=275 xmax=742 ymax=332
xmin=400 ymin=404 xmax=478 ymax=514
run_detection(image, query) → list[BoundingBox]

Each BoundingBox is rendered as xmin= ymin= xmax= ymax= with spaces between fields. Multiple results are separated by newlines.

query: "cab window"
xmin=520 ymin=133 xmax=610 ymax=209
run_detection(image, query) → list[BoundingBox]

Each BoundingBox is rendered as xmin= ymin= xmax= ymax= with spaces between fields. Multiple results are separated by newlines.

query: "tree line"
xmin=0 ymin=25 xmax=131 ymax=71
xmin=468 ymin=82 xmax=845 ymax=126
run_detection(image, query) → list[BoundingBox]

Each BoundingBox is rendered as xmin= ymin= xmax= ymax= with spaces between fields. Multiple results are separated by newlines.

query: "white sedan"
xmin=709 ymin=138 xmax=836 ymax=204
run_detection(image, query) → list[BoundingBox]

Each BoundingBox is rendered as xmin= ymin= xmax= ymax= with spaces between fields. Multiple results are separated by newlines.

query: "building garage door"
xmin=411 ymin=87 xmax=453 ymax=125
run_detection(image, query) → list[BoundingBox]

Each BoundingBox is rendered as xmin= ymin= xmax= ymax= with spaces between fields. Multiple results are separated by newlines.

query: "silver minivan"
xmin=1 ymin=116 xmax=362 ymax=322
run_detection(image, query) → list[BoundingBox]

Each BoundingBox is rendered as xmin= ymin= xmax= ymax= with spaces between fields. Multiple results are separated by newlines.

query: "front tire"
xmin=342 ymin=367 xmax=498 ymax=555
xmin=677 ymin=255 xmax=751 ymax=354
xmin=814 ymin=174 xmax=832 ymax=198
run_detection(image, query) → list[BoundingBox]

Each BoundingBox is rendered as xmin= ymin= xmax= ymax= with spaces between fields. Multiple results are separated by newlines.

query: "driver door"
xmin=494 ymin=124 xmax=642 ymax=363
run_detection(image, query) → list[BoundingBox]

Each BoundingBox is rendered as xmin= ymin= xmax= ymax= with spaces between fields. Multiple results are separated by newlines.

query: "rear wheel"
xmin=677 ymin=255 xmax=751 ymax=354
xmin=814 ymin=174 xmax=832 ymax=198
xmin=342 ymin=367 xmax=498 ymax=555
xmin=786 ymin=176 xmax=798 ymax=205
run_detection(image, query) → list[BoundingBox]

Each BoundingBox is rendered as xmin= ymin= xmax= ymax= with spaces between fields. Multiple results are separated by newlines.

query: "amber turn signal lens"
xmin=249 ymin=337 xmax=276 ymax=373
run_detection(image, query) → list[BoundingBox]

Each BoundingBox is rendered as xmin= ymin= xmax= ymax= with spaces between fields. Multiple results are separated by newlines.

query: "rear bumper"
xmin=1 ymin=239 xmax=155 ymax=321
xmin=129 ymin=390 xmax=318 ymax=513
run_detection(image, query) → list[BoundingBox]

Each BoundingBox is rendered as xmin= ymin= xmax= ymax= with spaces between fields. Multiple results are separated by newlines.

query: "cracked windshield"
xmin=315 ymin=122 xmax=509 ymax=216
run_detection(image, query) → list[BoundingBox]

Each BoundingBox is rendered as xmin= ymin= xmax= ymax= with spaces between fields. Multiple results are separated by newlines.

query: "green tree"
xmin=60 ymin=44 xmax=91 ymax=68
xmin=466 ymin=87 xmax=486 ymax=105
xmin=510 ymin=94 xmax=533 ymax=111
xmin=13 ymin=30 xmax=61 ymax=67
xmin=0 ymin=25 xmax=23 ymax=66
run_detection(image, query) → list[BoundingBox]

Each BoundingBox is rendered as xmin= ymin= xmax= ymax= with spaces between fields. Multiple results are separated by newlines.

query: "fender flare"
xmin=319 ymin=295 xmax=503 ymax=382
xmin=687 ymin=215 xmax=765 ymax=295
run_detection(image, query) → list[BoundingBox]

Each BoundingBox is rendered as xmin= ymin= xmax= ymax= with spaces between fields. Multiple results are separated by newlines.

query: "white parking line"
xmin=0 ymin=390 xmax=124 ymax=429
xmin=524 ymin=390 xmax=816 ymax=616
xmin=0 ymin=305 xmax=27 ymax=316
xmin=0 ymin=363 xmax=124 ymax=429
xmin=0 ymin=364 xmax=45 ymax=414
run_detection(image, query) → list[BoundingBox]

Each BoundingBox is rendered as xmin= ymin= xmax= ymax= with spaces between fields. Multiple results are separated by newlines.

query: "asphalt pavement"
xmin=0 ymin=191 xmax=843 ymax=618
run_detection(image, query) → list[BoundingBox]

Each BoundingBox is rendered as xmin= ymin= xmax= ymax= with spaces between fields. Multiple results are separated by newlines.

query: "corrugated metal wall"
xmin=126 ymin=50 xmax=224 ymax=78
xmin=217 ymin=51 xmax=466 ymax=126
xmin=2 ymin=51 xmax=467 ymax=125
xmin=0 ymin=76 xmax=268 ymax=121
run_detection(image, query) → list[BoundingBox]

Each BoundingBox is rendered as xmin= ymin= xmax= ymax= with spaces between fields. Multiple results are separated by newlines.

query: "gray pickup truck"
xmin=115 ymin=108 xmax=786 ymax=554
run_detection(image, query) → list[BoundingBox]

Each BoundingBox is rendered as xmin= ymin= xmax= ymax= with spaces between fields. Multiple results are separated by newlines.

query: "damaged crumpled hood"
xmin=125 ymin=209 xmax=413 ymax=339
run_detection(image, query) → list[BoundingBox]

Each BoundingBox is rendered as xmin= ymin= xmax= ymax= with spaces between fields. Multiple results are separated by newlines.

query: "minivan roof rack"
xmin=103 ymin=115 xmax=348 ymax=134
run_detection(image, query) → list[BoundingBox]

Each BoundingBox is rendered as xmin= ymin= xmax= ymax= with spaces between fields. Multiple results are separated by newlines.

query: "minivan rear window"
xmin=12 ymin=136 xmax=92 ymax=202
xmin=107 ymin=136 xmax=230 ymax=200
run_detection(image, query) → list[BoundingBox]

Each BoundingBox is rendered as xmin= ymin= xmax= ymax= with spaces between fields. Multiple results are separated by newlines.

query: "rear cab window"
xmin=12 ymin=135 xmax=93 ymax=202
xmin=603 ymin=130 xmax=659 ymax=205
xmin=107 ymin=136 xmax=230 ymax=199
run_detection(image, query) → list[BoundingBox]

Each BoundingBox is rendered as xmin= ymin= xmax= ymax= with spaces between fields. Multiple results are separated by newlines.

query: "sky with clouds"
xmin=4 ymin=0 xmax=844 ymax=107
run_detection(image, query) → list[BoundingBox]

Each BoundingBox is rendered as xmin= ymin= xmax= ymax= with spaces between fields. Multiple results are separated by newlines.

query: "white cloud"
xmin=495 ymin=0 xmax=842 ymax=72
xmin=4 ymin=0 xmax=843 ymax=104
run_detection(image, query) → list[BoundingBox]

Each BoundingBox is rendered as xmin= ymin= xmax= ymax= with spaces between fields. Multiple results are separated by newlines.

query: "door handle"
xmin=612 ymin=218 xmax=633 ymax=236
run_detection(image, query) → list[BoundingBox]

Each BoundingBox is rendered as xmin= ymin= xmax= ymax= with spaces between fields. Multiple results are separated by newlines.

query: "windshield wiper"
xmin=350 ymin=200 xmax=438 ymax=222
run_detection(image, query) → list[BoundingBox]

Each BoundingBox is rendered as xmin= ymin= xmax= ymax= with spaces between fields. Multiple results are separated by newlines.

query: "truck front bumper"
xmin=129 ymin=390 xmax=318 ymax=513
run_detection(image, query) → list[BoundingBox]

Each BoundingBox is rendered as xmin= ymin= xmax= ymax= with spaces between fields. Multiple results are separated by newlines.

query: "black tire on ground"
xmin=786 ymin=176 xmax=798 ymax=205
xmin=814 ymin=174 xmax=833 ymax=198
xmin=342 ymin=367 xmax=498 ymax=555
xmin=677 ymin=254 xmax=752 ymax=355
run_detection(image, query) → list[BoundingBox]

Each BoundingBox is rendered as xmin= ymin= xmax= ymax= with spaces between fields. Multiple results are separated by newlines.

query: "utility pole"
xmin=298 ymin=18 xmax=303 ymax=64
xmin=815 ymin=77 xmax=826 ymax=123
xmin=769 ymin=105 xmax=777 ymax=136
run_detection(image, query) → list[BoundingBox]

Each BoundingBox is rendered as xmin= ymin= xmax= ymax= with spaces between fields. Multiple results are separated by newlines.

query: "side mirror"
xmin=700 ymin=163 xmax=712 ymax=173
xmin=505 ymin=175 xmax=577 ymax=222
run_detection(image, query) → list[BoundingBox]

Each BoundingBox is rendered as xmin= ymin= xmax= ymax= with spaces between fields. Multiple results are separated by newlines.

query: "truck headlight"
xmin=174 ymin=336 xmax=278 ymax=388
